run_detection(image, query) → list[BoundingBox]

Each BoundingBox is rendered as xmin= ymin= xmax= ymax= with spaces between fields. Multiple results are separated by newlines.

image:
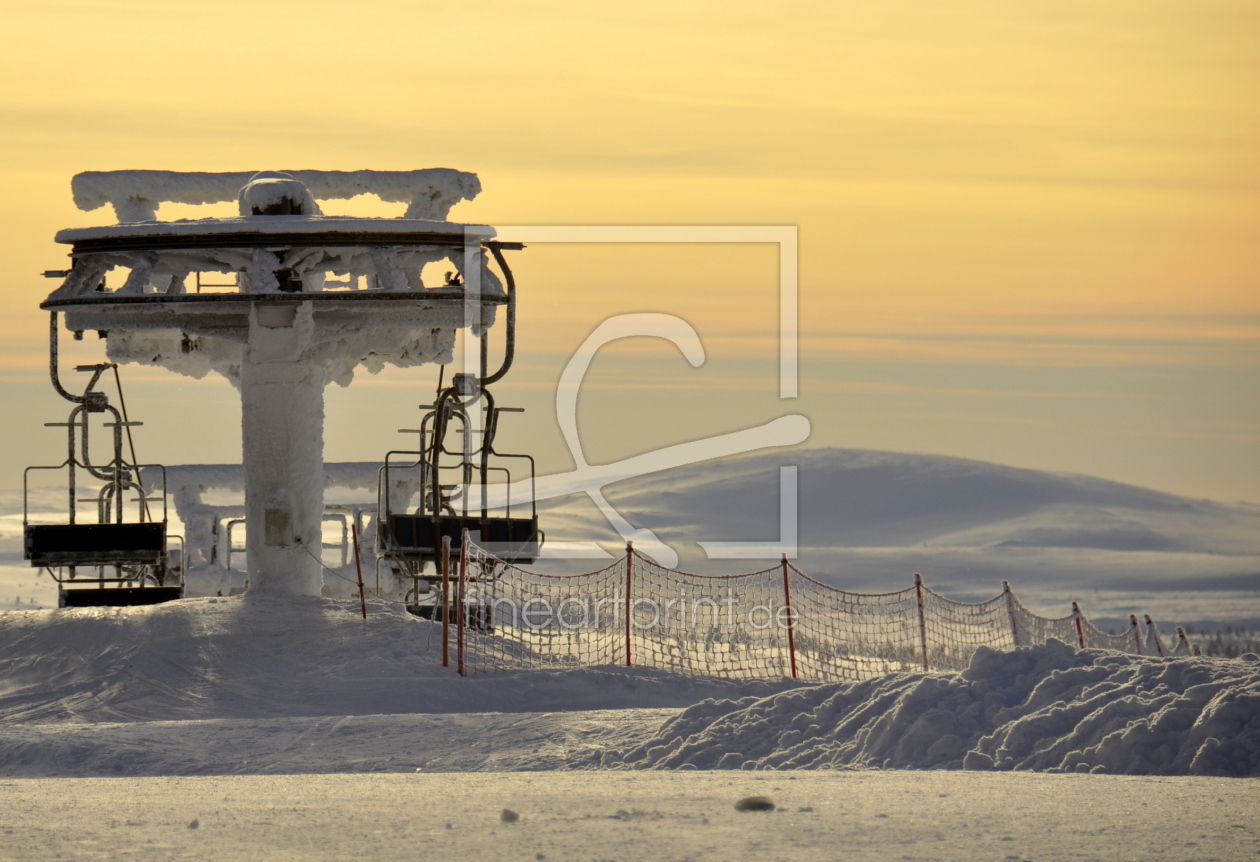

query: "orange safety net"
xmin=457 ymin=542 xmax=1155 ymax=679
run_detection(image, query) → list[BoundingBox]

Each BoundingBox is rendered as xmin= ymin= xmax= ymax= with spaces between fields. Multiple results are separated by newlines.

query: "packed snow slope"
xmin=0 ymin=597 xmax=797 ymax=724
xmin=609 ymin=641 xmax=1260 ymax=778
xmin=1 ymin=599 xmax=1258 ymax=778
xmin=540 ymin=448 xmax=1260 ymax=621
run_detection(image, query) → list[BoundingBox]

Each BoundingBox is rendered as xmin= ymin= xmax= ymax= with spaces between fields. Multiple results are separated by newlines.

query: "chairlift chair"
xmin=23 ymin=315 xmax=183 ymax=607
xmin=374 ymin=245 xmax=543 ymax=624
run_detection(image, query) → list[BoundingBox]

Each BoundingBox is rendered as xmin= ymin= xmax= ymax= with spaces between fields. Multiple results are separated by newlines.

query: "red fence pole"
xmin=351 ymin=520 xmax=367 ymax=620
xmin=1072 ymin=602 xmax=1085 ymax=649
xmin=1145 ymin=615 xmax=1164 ymax=657
xmin=457 ymin=529 xmax=468 ymax=676
xmin=914 ymin=573 xmax=929 ymax=671
xmin=781 ymin=554 xmax=798 ymax=679
xmin=624 ymin=542 xmax=633 ymax=667
xmin=441 ymin=535 xmax=451 ymax=668
xmin=1003 ymin=580 xmax=1019 ymax=647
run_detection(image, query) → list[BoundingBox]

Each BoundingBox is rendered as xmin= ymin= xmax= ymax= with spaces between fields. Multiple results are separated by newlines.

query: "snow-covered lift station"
xmin=25 ymin=170 xmax=539 ymax=607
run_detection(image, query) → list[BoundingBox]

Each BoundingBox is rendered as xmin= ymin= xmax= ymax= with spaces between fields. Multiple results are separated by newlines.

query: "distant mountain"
xmin=538 ymin=448 xmax=1260 ymax=622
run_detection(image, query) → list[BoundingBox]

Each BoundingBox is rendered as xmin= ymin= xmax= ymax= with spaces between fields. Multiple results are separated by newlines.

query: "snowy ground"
xmin=1 ymin=598 xmax=1258 ymax=860
xmin=1 ymin=597 xmax=1257 ymax=778
xmin=2 ymin=771 xmax=1257 ymax=862
xmin=2 ymin=448 xmax=1259 ymax=859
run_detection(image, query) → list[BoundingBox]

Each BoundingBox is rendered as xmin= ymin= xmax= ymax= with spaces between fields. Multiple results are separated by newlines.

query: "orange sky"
xmin=1 ymin=0 xmax=1257 ymax=500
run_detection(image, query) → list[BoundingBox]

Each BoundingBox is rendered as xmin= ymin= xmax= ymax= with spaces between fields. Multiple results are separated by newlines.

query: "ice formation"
xmin=238 ymin=172 xmax=322 ymax=216
xmin=607 ymin=641 xmax=1260 ymax=777
xmin=71 ymin=169 xmax=482 ymax=222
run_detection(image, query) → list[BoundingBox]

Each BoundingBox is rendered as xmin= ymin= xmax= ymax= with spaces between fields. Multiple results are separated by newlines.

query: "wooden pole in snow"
xmin=914 ymin=573 xmax=929 ymax=671
xmin=781 ymin=554 xmax=798 ymax=680
xmin=624 ymin=542 xmax=633 ymax=667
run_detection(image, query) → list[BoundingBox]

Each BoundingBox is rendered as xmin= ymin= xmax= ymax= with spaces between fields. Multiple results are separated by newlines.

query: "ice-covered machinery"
xmin=34 ymin=169 xmax=534 ymax=600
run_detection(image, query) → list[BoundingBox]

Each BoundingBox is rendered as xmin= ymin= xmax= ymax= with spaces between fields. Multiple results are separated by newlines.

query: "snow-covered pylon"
xmin=1171 ymin=626 xmax=1194 ymax=657
xmin=40 ymin=169 xmax=518 ymax=597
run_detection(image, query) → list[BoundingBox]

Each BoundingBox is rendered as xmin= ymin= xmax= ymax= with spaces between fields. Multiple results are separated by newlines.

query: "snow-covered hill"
xmin=539 ymin=448 xmax=1260 ymax=624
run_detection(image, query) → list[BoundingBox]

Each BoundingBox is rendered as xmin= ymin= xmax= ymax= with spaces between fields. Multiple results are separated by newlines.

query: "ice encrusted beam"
xmin=71 ymin=169 xmax=482 ymax=223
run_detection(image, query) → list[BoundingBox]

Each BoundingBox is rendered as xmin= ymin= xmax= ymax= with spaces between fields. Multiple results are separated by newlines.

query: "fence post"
xmin=351 ymin=520 xmax=367 ymax=620
xmin=457 ymin=528 xmax=468 ymax=676
xmin=441 ymin=535 xmax=451 ymax=668
xmin=1072 ymin=601 xmax=1085 ymax=648
xmin=1129 ymin=614 xmax=1141 ymax=655
xmin=914 ymin=573 xmax=929 ymax=671
xmin=1002 ymin=580 xmax=1019 ymax=647
xmin=781 ymin=554 xmax=798 ymax=679
xmin=624 ymin=542 xmax=633 ymax=667
xmin=1145 ymin=614 xmax=1164 ymax=657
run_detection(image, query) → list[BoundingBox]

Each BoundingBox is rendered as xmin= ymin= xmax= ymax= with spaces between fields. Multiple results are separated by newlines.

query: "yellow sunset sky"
xmin=1 ymin=0 xmax=1257 ymax=501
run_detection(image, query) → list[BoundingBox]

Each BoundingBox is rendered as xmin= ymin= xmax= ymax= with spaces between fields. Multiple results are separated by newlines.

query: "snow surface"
xmin=0 ymin=597 xmax=798 ymax=726
xmin=1 ymin=598 xmax=1257 ymax=779
xmin=2 ymin=771 xmax=1256 ymax=862
xmin=609 ymin=640 xmax=1260 ymax=777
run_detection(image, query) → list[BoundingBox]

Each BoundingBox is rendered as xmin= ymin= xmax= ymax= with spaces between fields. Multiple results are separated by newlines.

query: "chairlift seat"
xmin=25 ymin=523 xmax=166 ymax=566
xmin=60 ymin=585 xmax=183 ymax=608
xmin=386 ymin=514 xmax=539 ymax=563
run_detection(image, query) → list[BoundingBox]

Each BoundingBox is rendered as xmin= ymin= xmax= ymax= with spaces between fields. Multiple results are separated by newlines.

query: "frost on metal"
xmin=98 ymin=305 xmax=461 ymax=388
xmin=71 ymin=169 xmax=482 ymax=223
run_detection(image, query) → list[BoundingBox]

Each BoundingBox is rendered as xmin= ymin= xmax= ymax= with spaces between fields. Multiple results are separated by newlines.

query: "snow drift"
xmin=607 ymin=641 xmax=1260 ymax=777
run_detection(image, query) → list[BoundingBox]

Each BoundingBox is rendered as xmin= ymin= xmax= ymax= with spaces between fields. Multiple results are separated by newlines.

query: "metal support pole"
xmin=624 ymin=542 xmax=633 ymax=667
xmin=351 ymin=520 xmax=366 ymax=619
xmin=781 ymin=554 xmax=798 ymax=679
xmin=1072 ymin=601 xmax=1085 ymax=649
xmin=441 ymin=535 xmax=451 ymax=668
xmin=1003 ymin=580 xmax=1020 ymax=647
xmin=914 ymin=573 xmax=928 ymax=671
xmin=457 ymin=528 xmax=468 ymax=676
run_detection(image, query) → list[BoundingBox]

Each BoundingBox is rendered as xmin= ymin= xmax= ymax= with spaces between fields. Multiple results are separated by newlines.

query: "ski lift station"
xmin=25 ymin=169 xmax=540 ymax=610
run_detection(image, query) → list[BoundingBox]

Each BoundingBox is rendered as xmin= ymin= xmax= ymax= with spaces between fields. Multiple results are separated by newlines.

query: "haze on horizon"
xmin=0 ymin=0 xmax=1256 ymax=504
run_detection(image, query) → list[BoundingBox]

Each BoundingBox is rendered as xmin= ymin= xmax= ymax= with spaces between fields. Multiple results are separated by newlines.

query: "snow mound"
xmin=606 ymin=641 xmax=1260 ymax=777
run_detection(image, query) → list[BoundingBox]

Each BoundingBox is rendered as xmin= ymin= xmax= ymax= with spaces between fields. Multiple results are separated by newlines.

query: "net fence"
xmin=456 ymin=541 xmax=1155 ymax=681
